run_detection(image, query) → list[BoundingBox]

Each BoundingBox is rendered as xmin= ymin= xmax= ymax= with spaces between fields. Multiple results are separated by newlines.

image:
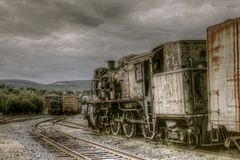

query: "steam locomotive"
xmin=87 ymin=17 xmax=240 ymax=149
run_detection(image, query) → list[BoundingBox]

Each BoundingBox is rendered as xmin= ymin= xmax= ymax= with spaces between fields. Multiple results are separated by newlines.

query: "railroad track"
xmin=56 ymin=117 xmax=240 ymax=159
xmin=33 ymin=118 xmax=145 ymax=160
xmin=0 ymin=115 xmax=48 ymax=125
xmin=56 ymin=119 xmax=100 ymax=134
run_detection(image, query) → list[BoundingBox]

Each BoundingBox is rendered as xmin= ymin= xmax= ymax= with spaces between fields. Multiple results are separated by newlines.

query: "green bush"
xmin=21 ymin=98 xmax=34 ymax=113
xmin=4 ymin=95 xmax=19 ymax=114
xmin=0 ymin=86 xmax=44 ymax=114
xmin=31 ymin=96 xmax=43 ymax=113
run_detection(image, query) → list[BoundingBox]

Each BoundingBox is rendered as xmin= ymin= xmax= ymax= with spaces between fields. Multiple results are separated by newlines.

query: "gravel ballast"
xmin=59 ymin=115 xmax=236 ymax=160
xmin=0 ymin=114 xmax=237 ymax=160
xmin=0 ymin=117 xmax=57 ymax=160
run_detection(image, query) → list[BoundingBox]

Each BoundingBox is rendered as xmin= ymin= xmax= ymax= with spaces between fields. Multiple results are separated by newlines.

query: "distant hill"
xmin=0 ymin=79 xmax=91 ymax=91
xmin=0 ymin=79 xmax=42 ymax=88
xmin=45 ymin=80 xmax=91 ymax=91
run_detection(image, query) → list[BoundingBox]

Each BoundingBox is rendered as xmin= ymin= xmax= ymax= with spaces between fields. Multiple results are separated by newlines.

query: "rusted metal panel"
xmin=179 ymin=41 xmax=207 ymax=68
xmin=162 ymin=42 xmax=179 ymax=71
xmin=113 ymin=66 xmax=129 ymax=98
xmin=127 ymin=52 xmax=153 ymax=99
xmin=121 ymin=70 xmax=129 ymax=98
xmin=152 ymin=40 xmax=207 ymax=116
xmin=152 ymin=40 xmax=206 ymax=72
xmin=153 ymin=69 xmax=207 ymax=115
xmin=153 ymin=71 xmax=185 ymax=115
xmin=208 ymin=17 xmax=240 ymax=132
xmin=128 ymin=63 xmax=143 ymax=98
xmin=117 ymin=55 xmax=138 ymax=99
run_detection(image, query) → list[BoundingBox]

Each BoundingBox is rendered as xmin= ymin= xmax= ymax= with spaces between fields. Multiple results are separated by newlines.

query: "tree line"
xmin=0 ymin=85 xmax=44 ymax=114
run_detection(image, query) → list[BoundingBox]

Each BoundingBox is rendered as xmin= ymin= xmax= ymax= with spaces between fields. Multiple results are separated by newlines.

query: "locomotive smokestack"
xmin=106 ymin=60 xmax=115 ymax=71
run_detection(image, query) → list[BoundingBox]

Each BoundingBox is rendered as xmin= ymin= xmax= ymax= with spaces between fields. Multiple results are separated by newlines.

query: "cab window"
xmin=135 ymin=63 xmax=142 ymax=81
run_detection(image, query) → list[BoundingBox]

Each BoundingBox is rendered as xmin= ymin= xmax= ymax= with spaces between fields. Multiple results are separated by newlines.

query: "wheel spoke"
xmin=110 ymin=113 xmax=121 ymax=135
xmin=123 ymin=112 xmax=136 ymax=138
xmin=104 ymin=125 xmax=111 ymax=134
xmin=94 ymin=115 xmax=102 ymax=129
xmin=187 ymin=127 xmax=200 ymax=148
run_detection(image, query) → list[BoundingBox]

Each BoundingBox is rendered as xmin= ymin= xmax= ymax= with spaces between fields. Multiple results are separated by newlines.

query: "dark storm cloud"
xmin=0 ymin=0 xmax=240 ymax=83
xmin=0 ymin=0 xmax=142 ymax=38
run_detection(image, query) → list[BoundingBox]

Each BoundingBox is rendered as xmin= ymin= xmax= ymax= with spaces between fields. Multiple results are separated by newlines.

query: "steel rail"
xmin=57 ymin=118 xmax=240 ymax=159
xmin=52 ymin=127 xmax=145 ymax=160
xmin=56 ymin=120 xmax=100 ymax=133
xmin=33 ymin=118 xmax=145 ymax=160
xmin=33 ymin=118 xmax=90 ymax=160
xmin=0 ymin=115 xmax=48 ymax=125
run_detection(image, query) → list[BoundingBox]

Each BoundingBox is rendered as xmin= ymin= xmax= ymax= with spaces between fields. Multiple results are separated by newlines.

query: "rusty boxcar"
xmin=43 ymin=93 xmax=62 ymax=114
xmin=43 ymin=94 xmax=79 ymax=114
xmin=208 ymin=17 xmax=240 ymax=148
xmin=62 ymin=95 xmax=79 ymax=113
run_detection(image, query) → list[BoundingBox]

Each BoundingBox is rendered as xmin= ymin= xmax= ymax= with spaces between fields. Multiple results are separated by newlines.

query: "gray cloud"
xmin=0 ymin=0 xmax=143 ymax=38
xmin=0 ymin=0 xmax=240 ymax=83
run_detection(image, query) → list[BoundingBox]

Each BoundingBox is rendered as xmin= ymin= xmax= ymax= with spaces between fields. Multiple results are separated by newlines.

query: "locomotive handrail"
xmin=154 ymin=67 xmax=207 ymax=77
xmin=90 ymin=98 xmax=143 ymax=104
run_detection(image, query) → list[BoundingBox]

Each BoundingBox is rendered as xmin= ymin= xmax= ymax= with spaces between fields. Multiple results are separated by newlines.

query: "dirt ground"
xmin=0 ymin=134 xmax=31 ymax=160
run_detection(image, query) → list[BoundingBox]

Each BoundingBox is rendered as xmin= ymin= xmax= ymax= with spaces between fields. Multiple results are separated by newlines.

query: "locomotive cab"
xmin=127 ymin=52 xmax=155 ymax=138
xmin=150 ymin=40 xmax=208 ymax=147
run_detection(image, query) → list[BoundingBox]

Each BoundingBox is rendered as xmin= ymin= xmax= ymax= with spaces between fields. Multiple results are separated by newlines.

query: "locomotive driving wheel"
xmin=104 ymin=124 xmax=111 ymax=134
xmin=186 ymin=126 xmax=201 ymax=148
xmin=123 ymin=111 xmax=136 ymax=138
xmin=110 ymin=112 xmax=121 ymax=135
xmin=103 ymin=109 xmax=111 ymax=134
xmin=141 ymin=123 xmax=155 ymax=140
xmin=94 ymin=115 xmax=102 ymax=130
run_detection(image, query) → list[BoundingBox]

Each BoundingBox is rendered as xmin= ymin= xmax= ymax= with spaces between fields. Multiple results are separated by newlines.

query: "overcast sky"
xmin=0 ymin=0 xmax=239 ymax=83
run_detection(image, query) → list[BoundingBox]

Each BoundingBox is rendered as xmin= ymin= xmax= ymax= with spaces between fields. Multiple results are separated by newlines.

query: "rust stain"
xmin=232 ymin=19 xmax=240 ymax=129
xmin=207 ymin=32 xmax=215 ymax=56
xmin=233 ymin=20 xmax=236 ymax=129
xmin=208 ymin=27 xmax=224 ymax=54
xmin=208 ymin=18 xmax=236 ymax=34
xmin=236 ymin=19 xmax=240 ymax=129
xmin=211 ymin=56 xmax=222 ymax=68
xmin=209 ymin=45 xmax=224 ymax=53
xmin=228 ymin=78 xmax=240 ymax=82
xmin=211 ymin=56 xmax=221 ymax=62
xmin=208 ymin=19 xmax=235 ymax=56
